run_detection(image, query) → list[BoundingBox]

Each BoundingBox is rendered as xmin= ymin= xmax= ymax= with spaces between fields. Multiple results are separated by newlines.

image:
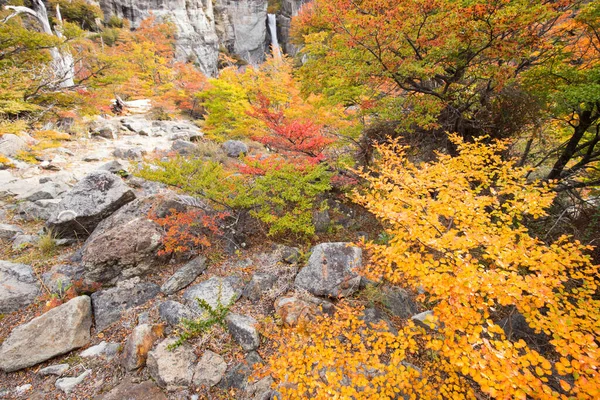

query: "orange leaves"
xmin=265 ymin=302 xmax=422 ymax=399
xmin=150 ymin=208 xmax=227 ymax=257
xmin=347 ymin=136 xmax=600 ymax=398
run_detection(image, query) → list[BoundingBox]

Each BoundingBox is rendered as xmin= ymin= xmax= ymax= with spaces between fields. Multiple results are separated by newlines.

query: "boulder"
xmin=226 ymin=313 xmax=260 ymax=352
xmin=15 ymin=199 xmax=61 ymax=221
xmin=46 ymin=171 xmax=136 ymax=238
xmin=80 ymin=341 xmax=121 ymax=359
xmin=0 ymin=134 xmax=29 ymax=157
xmin=96 ymin=376 xmax=167 ymax=400
xmin=274 ymin=296 xmax=327 ymax=327
xmin=381 ymin=286 xmax=418 ymax=319
xmin=171 ymin=139 xmax=197 ymax=155
xmin=82 ymin=217 xmax=163 ymax=283
xmin=121 ymin=324 xmax=165 ymax=371
xmin=222 ymin=140 xmax=248 ymax=158
xmin=183 ymin=277 xmax=239 ymax=312
xmin=499 ymin=312 xmax=552 ymax=354
xmin=147 ymin=338 xmax=197 ymax=389
xmin=158 ymin=300 xmax=199 ymax=326
xmin=219 ymin=351 xmax=263 ymax=391
xmin=295 ymin=242 xmax=362 ymax=298
xmin=55 ymin=370 xmax=91 ymax=394
xmin=0 ymin=261 xmax=39 ymax=314
xmin=17 ymin=182 xmax=69 ymax=202
xmin=246 ymin=376 xmax=276 ymax=400
xmin=0 ymin=223 xmax=23 ymax=240
xmin=92 ymin=125 xmax=117 ymax=139
xmin=242 ymin=273 xmax=277 ymax=302
xmin=0 ymin=296 xmax=92 ymax=372
xmin=280 ymin=246 xmax=301 ymax=264
xmin=98 ymin=160 xmax=127 ymax=175
xmin=91 ymin=281 xmax=160 ymax=332
xmin=161 ymin=256 xmax=207 ymax=295
xmin=312 ymin=209 xmax=330 ymax=233
xmin=11 ymin=234 xmax=38 ymax=251
xmin=193 ymin=350 xmax=227 ymax=388
xmin=38 ymin=363 xmax=70 ymax=376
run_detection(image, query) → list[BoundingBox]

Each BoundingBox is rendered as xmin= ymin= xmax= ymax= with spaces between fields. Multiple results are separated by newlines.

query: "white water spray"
xmin=267 ymin=14 xmax=281 ymax=59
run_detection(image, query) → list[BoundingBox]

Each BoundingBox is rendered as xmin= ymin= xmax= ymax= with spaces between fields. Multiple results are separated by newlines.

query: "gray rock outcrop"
xmin=0 ymin=261 xmax=40 ymax=314
xmin=98 ymin=0 xmax=219 ymax=76
xmin=46 ymin=171 xmax=135 ymax=238
xmin=91 ymin=281 xmax=160 ymax=331
xmin=98 ymin=0 xmax=269 ymax=76
xmin=0 ymin=296 xmax=92 ymax=372
xmin=81 ymin=194 xmax=184 ymax=283
xmin=295 ymin=242 xmax=362 ymax=298
xmin=82 ymin=217 xmax=163 ymax=283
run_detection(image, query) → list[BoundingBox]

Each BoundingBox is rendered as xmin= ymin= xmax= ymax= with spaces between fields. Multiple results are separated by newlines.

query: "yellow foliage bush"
xmin=266 ymin=136 xmax=600 ymax=399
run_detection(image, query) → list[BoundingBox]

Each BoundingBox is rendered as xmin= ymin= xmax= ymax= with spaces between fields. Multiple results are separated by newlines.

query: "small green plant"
xmin=169 ymin=291 xmax=233 ymax=349
xmin=37 ymin=230 xmax=57 ymax=256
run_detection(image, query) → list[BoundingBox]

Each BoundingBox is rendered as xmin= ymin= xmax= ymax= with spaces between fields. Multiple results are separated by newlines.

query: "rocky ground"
xmin=0 ymin=112 xmax=422 ymax=399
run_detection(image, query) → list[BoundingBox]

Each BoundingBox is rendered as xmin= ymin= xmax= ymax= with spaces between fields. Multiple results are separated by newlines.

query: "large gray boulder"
xmin=147 ymin=338 xmax=197 ymax=389
xmin=46 ymin=171 xmax=135 ymax=238
xmin=82 ymin=217 xmax=163 ymax=283
xmin=0 ymin=261 xmax=39 ymax=314
xmin=161 ymin=256 xmax=207 ymax=295
xmin=0 ymin=296 xmax=92 ymax=372
xmin=91 ymin=281 xmax=160 ymax=331
xmin=295 ymin=242 xmax=362 ymax=298
xmin=80 ymin=193 xmax=192 ymax=283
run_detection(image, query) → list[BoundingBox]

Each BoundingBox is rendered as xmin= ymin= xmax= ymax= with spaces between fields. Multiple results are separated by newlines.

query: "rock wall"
xmin=215 ymin=0 xmax=268 ymax=65
xmin=97 ymin=0 xmax=269 ymax=76
xmin=276 ymin=0 xmax=311 ymax=56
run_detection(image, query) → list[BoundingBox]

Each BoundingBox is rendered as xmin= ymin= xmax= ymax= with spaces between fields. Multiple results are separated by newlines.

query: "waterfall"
xmin=267 ymin=14 xmax=281 ymax=59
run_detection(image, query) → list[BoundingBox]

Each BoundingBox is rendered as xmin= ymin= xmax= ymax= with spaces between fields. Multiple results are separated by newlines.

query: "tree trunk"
xmin=4 ymin=0 xmax=75 ymax=88
xmin=546 ymin=109 xmax=594 ymax=181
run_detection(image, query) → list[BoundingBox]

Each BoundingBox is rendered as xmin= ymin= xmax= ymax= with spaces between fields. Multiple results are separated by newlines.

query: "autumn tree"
xmin=522 ymin=1 xmax=600 ymax=190
xmin=3 ymin=0 xmax=75 ymax=88
xmin=266 ymin=137 xmax=600 ymax=398
xmin=293 ymin=0 xmax=583 ymax=156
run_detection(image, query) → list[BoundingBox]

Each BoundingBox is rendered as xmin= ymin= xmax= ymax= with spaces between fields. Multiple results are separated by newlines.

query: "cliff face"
xmin=276 ymin=0 xmax=310 ymax=56
xmin=97 ymin=0 xmax=308 ymax=75
xmin=98 ymin=0 xmax=267 ymax=75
